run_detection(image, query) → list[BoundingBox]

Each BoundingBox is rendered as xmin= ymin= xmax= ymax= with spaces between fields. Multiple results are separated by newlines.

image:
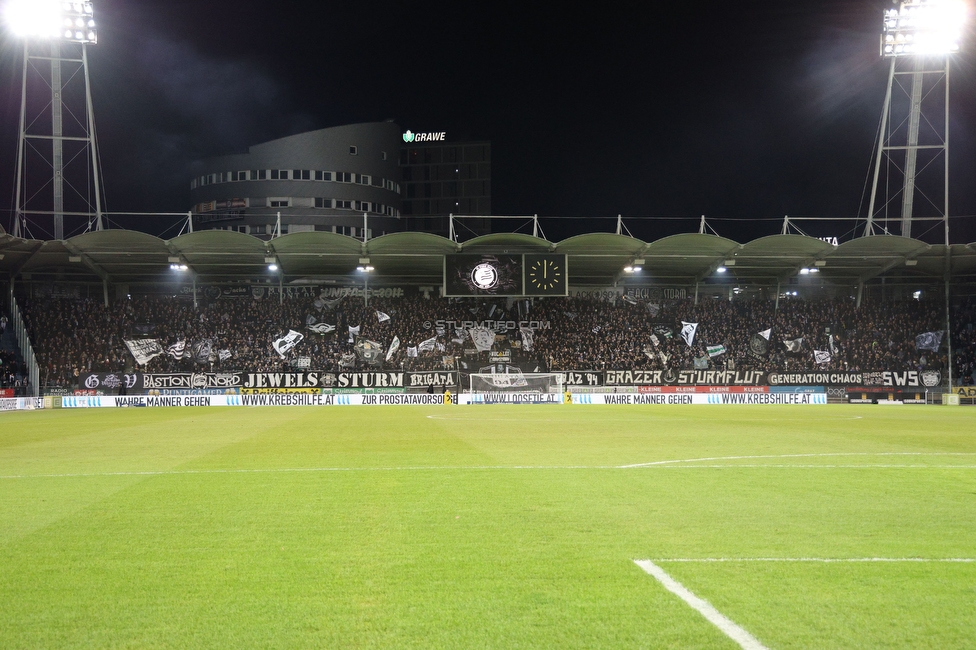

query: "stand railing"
xmin=7 ymin=292 xmax=39 ymax=398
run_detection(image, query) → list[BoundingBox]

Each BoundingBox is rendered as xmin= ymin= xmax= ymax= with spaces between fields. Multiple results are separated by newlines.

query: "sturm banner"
xmin=137 ymin=372 xmax=458 ymax=391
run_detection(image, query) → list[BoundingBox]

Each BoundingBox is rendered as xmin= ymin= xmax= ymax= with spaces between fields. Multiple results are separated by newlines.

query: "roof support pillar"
xmin=694 ymin=281 xmax=699 ymax=306
xmin=856 ymin=281 xmax=864 ymax=310
xmin=945 ymin=246 xmax=953 ymax=392
xmin=775 ymin=281 xmax=780 ymax=311
xmin=192 ymin=273 xmax=198 ymax=310
xmin=102 ymin=277 xmax=109 ymax=308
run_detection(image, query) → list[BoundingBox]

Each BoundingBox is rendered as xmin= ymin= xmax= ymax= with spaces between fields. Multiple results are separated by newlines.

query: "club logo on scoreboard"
xmin=471 ymin=263 xmax=498 ymax=290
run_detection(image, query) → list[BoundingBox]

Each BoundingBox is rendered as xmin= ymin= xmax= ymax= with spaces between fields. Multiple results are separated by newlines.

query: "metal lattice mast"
xmin=10 ymin=2 xmax=102 ymax=240
xmin=865 ymin=0 xmax=962 ymax=245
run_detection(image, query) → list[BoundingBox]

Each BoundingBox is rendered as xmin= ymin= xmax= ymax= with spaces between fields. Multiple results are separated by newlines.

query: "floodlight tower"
xmin=865 ymin=0 xmax=966 ymax=244
xmin=3 ymin=0 xmax=103 ymax=240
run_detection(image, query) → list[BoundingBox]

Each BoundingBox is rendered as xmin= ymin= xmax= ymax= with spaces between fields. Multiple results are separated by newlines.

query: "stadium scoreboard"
xmin=443 ymin=254 xmax=567 ymax=297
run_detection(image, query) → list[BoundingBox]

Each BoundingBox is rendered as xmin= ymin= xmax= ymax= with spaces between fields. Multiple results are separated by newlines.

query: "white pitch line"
xmin=653 ymin=557 xmax=976 ymax=563
xmin=2 ymin=462 xmax=976 ymax=480
xmin=635 ymin=560 xmax=770 ymax=650
xmin=619 ymin=452 xmax=976 ymax=468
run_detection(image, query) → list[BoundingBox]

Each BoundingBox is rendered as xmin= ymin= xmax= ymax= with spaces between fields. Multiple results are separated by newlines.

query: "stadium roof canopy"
xmin=1 ymin=225 xmax=975 ymax=288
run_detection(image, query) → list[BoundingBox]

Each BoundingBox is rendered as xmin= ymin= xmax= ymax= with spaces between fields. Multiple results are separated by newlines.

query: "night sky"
xmin=1 ymin=0 xmax=975 ymax=243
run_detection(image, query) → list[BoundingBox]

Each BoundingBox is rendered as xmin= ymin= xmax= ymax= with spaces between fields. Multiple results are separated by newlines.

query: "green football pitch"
xmin=1 ymin=404 xmax=974 ymax=648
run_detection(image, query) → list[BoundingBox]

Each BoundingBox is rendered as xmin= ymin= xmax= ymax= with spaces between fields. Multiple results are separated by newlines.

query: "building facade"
xmin=188 ymin=122 xmax=403 ymax=239
xmin=189 ymin=122 xmax=491 ymax=239
xmin=399 ymin=139 xmax=491 ymax=235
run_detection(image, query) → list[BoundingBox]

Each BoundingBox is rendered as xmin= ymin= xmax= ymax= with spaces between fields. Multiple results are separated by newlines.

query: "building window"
xmin=314 ymin=197 xmax=332 ymax=208
xmin=269 ymin=198 xmax=290 ymax=208
xmin=381 ymin=151 xmax=387 ymax=160
xmin=336 ymin=200 xmax=352 ymax=209
xmin=293 ymin=169 xmax=310 ymax=180
xmin=358 ymin=174 xmax=370 ymax=185
xmin=336 ymin=172 xmax=352 ymax=183
xmin=349 ymin=146 xmax=358 ymax=155
xmin=315 ymin=170 xmax=333 ymax=181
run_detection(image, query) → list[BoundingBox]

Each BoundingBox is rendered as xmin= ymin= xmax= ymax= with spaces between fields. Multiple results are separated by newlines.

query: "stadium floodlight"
xmin=716 ymin=266 xmax=727 ymax=273
xmin=8 ymin=0 xmax=103 ymax=240
xmin=882 ymin=0 xmax=966 ymax=57
xmin=2 ymin=0 xmax=97 ymax=43
xmin=357 ymin=265 xmax=374 ymax=272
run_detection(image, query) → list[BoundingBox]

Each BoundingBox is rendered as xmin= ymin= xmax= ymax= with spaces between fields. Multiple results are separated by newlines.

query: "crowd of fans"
xmin=952 ymin=300 xmax=976 ymax=386
xmin=16 ymin=289 xmax=969 ymax=389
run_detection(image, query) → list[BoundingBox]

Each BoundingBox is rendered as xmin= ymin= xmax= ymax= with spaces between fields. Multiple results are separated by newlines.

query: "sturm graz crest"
xmin=470 ymin=263 xmax=498 ymax=290
xmin=749 ymin=334 xmax=769 ymax=357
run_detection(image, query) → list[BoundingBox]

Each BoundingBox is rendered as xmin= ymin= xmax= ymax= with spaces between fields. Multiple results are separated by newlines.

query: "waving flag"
xmin=386 ymin=336 xmax=401 ymax=362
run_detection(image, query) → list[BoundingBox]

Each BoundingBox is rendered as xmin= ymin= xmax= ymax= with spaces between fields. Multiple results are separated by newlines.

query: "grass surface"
xmin=1 ymin=404 xmax=975 ymax=648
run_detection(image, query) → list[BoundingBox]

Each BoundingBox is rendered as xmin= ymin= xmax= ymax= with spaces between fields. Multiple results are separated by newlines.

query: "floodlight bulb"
xmin=268 ymin=264 xmax=278 ymax=271
xmin=623 ymin=266 xmax=633 ymax=273
xmin=717 ymin=266 xmax=727 ymax=273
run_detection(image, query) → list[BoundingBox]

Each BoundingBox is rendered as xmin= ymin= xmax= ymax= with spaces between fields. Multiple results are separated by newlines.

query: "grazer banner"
xmin=139 ymin=372 xmax=458 ymax=391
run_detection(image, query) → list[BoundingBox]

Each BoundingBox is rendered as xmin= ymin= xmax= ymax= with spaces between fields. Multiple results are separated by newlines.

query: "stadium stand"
xmin=18 ymin=291 xmax=952 ymax=389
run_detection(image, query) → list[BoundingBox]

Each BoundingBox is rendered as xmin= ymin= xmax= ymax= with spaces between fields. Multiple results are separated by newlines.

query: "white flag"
xmin=124 ymin=339 xmax=163 ymax=365
xmin=915 ymin=331 xmax=944 ymax=352
xmin=418 ymin=336 xmax=437 ymax=353
xmin=386 ymin=335 xmax=401 ymax=362
xmin=469 ymin=327 xmax=495 ymax=352
xmin=783 ymin=338 xmax=804 ymax=353
xmin=348 ymin=324 xmax=360 ymax=343
xmin=680 ymin=321 xmax=698 ymax=347
xmin=520 ymin=327 xmax=535 ymax=352
xmin=828 ymin=334 xmax=838 ymax=355
xmin=166 ymin=340 xmax=187 ymax=360
xmin=273 ymin=330 xmax=304 ymax=358
xmin=650 ymin=334 xmax=660 ymax=347
xmin=218 ymin=349 xmax=233 ymax=362
xmin=406 ymin=346 xmax=418 ymax=358
xmin=308 ymin=322 xmax=335 ymax=335
xmin=759 ymin=328 xmax=771 ymax=340
xmin=707 ymin=344 xmax=726 ymax=358
xmin=814 ymin=350 xmax=831 ymax=365
xmin=647 ymin=303 xmax=661 ymax=317
xmin=376 ymin=311 xmax=390 ymax=323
